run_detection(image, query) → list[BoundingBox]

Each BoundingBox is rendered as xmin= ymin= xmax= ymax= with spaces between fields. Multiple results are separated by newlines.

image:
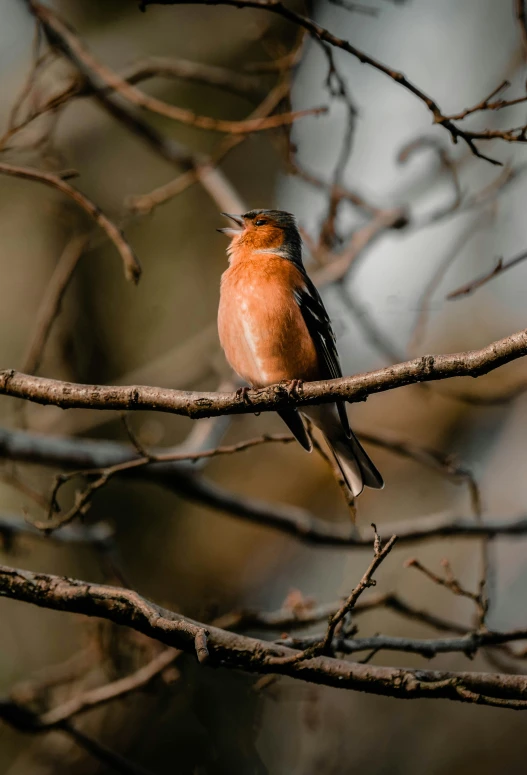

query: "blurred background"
xmin=1 ymin=0 xmax=527 ymax=772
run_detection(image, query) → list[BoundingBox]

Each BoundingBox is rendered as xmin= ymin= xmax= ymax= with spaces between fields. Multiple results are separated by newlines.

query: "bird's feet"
xmin=236 ymin=385 xmax=252 ymax=406
xmin=282 ymin=379 xmax=304 ymax=399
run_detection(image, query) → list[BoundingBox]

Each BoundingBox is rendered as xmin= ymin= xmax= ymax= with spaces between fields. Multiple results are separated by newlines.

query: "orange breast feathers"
xmin=218 ymin=255 xmax=320 ymax=388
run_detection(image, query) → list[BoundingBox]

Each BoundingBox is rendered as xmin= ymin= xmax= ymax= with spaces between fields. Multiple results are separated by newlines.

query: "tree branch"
xmin=283 ymin=630 xmax=527 ymax=660
xmin=447 ymin=248 xmax=527 ymax=300
xmin=20 ymin=233 xmax=90 ymax=375
xmin=1 ymin=426 xmax=526 ymax=547
xmin=28 ymin=1 xmax=326 ymax=135
xmin=516 ymin=0 xmax=527 ymax=58
xmin=321 ymin=528 xmax=397 ymax=652
xmin=140 ymin=0 xmax=527 ymax=165
xmin=1 ymin=328 xmax=527 ymax=419
xmin=232 ymin=591 xmax=470 ymax=635
xmin=37 ymin=648 xmax=179 ymax=728
xmin=0 ymin=163 xmax=141 ymax=283
xmin=1 ymin=564 xmax=527 ymax=708
xmin=0 ymin=513 xmax=113 ymax=550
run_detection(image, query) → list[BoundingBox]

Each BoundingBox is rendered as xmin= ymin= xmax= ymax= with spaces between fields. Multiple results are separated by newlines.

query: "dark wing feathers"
xmin=278 ymin=409 xmax=313 ymax=452
xmin=293 ymin=277 xmax=351 ymax=437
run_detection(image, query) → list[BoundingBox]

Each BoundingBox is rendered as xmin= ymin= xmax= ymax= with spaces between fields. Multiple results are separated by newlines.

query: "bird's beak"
xmin=217 ymin=213 xmax=245 ymax=236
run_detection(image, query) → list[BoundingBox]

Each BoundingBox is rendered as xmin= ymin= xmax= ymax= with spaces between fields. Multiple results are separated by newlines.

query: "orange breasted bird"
xmin=217 ymin=209 xmax=383 ymax=497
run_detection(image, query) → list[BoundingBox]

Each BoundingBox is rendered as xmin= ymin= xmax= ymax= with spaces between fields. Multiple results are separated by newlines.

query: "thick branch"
xmin=1 ymin=328 xmax=526 ymax=419
xmin=1 ymin=565 xmax=527 ymax=708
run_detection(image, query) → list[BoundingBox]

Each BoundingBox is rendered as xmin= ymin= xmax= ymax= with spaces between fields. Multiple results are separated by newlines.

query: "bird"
xmin=217 ymin=209 xmax=383 ymax=498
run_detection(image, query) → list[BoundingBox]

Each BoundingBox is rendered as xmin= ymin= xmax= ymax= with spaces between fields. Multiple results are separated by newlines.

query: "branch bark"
xmin=1 ymin=328 xmax=526 ymax=419
xmin=1 ymin=564 xmax=527 ymax=709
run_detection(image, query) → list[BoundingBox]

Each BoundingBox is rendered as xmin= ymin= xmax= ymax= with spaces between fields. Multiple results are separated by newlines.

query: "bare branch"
xmin=29 ymin=1 xmax=326 ymax=135
xmin=128 ymin=78 xmax=291 ymax=215
xmin=36 ymin=432 xmax=294 ymax=531
xmin=0 ymin=701 xmax=159 ymax=775
xmin=283 ymin=629 xmax=527 ymax=660
xmin=516 ymin=0 xmax=527 ymax=58
xmin=311 ymin=207 xmax=408 ymax=286
xmin=21 ymin=233 xmax=90 ymax=375
xmin=0 ymin=427 xmax=524 ymax=548
xmin=233 ymin=591 xmax=469 ymax=635
xmin=1 ymin=564 xmax=527 ymax=708
xmin=62 ymin=725 xmax=159 ymax=775
xmin=104 ymin=55 xmax=263 ymax=99
xmin=139 ymin=0 xmax=527 ymax=165
xmin=38 ymin=648 xmax=179 ymax=728
xmin=321 ymin=527 xmax=397 ymax=652
xmin=398 ymin=136 xmax=462 ymax=226
xmin=447 ymin=248 xmax=527 ymax=300
xmin=407 ymin=212 xmax=489 ymax=353
xmin=287 ymin=157 xmax=382 ymax=219
xmin=442 ymin=80 xmax=527 ymax=121
xmin=328 ymin=0 xmax=380 ymax=16
xmin=0 ymin=513 xmax=113 ymax=551
xmin=361 ymin=430 xmax=481 ymax=517
xmin=0 ymin=163 xmax=141 ymax=283
xmin=1 ymin=327 xmax=527 ymax=419
xmin=0 ymin=56 xmax=263 ymax=148
xmin=406 ymin=557 xmax=488 ymax=625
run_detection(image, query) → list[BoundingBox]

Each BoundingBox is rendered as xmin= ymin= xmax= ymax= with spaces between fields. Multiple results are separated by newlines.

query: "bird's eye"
xmin=255 ymin=219 xmax=267 ymax=226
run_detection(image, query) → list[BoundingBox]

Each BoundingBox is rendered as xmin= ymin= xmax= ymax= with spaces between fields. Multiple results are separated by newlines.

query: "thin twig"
xmin=328 ymin=0 xmax=380 ymax=16
xmin=140 ymin=0 xmax=527 ymax=164
xmin=0 ymin=57 xmax=264 ymax=148
xmin=447 ymin=248 xmax=527 ymax=300
xmin=308 ymin=422 xmax=357 ymax=519
xmin=443 ymin=79 xmax=527 ymax=121
xmin=21 ymin=233 xmax=90 ymax=375
xmin=231 ymin=591 xmax=469 ymax=635
xmin=398 ymin=136 xmax=462 ymax=226
xmin=321 ymin=526 xmax=397 ymax=652
xmin=128 ymin=78 xmax=291 ymax=215
xmin=30 ymin=1 xmax=326 ymax=135
xmin=0 ymin=162 xmax=140 ymax=282
xmin=38 ymin=648 xmax=180 ymax=727
xmin=406 ymin=556 xmax=488 ymax=626
xmin=407 ymin=211 xmax=490 ymax=353
xmin=38 ymin=433 xmax=295 ymax=531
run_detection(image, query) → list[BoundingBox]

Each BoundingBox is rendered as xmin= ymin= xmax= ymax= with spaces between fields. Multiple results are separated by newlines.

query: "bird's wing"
xmin=293 ymin=275 xmax=351 ymax=437
xmin=277 ymin=409 xmax=312 ymax=452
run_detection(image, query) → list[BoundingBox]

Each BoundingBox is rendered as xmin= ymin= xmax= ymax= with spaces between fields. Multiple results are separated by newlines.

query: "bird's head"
xmin=218 ymin=209 xmax=302 ymax=263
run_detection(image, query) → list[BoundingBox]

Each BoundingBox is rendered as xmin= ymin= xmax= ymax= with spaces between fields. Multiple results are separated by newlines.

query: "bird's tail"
xmin=329 ymin=426 xmax=384 ymax=497
xmin=304 ymin=405 xmax=384 ymax=498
